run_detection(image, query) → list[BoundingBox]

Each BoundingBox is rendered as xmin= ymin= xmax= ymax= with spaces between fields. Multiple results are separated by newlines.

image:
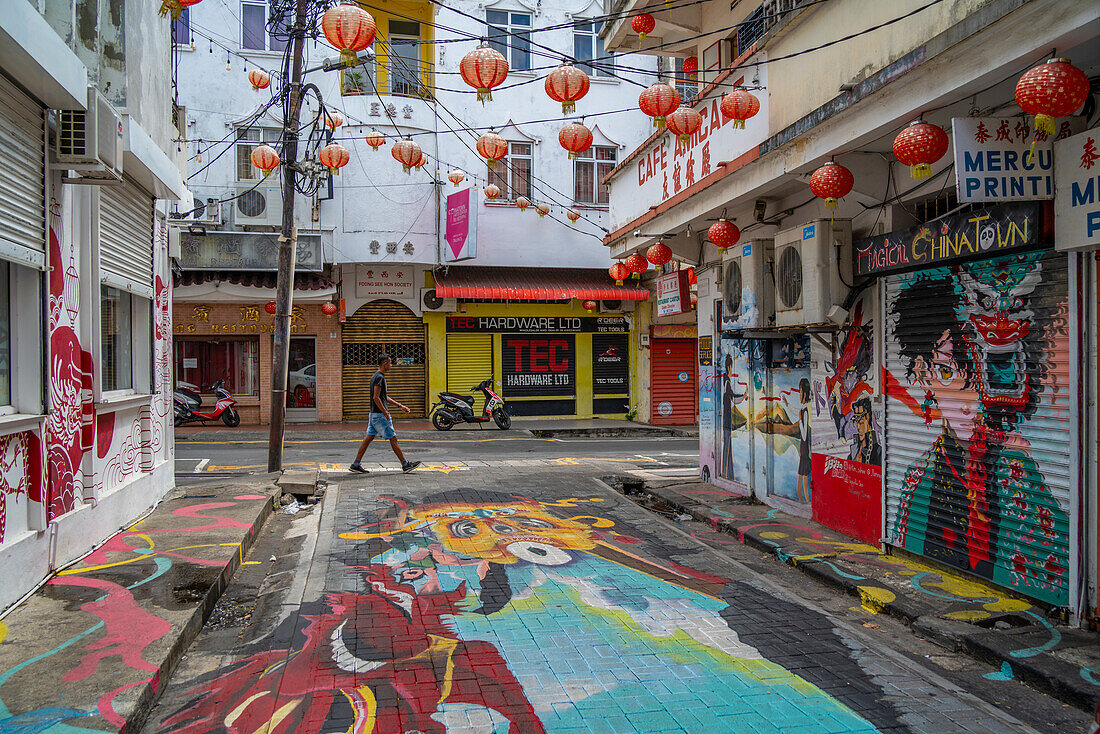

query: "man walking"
xmin=349 ymin=354 xmax=421 ymax=474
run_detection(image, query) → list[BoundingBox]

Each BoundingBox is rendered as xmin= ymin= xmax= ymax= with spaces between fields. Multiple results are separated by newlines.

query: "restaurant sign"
xmin=854 ymin=202 xmax=1042 ymax=277
xmin=178 ymin=231 xmax=323 ymax=271
xmin=447 ymin=316 xmax=628 ymax=333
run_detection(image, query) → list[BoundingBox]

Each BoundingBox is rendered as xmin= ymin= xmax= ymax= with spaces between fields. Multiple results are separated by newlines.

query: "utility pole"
xmin=268 ymin=0 xmax=308 ymax=472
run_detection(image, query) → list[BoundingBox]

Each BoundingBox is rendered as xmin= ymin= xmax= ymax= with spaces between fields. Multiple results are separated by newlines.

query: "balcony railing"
xmin=736 ymin=0 xmax=804 ymax=54
xmin=341 ymin=57 xmax=435 ymax=100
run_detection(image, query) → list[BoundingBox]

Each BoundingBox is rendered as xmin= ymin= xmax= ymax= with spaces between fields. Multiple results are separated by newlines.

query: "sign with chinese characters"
xmin=698 ymin=335 xmax=712 ymax=366
xmin=1054 ymin=129 xmax=1100 ymax=252
xmin=178 ymin=231 xmax=323 ymax=271
xmin=853 ymin=202 xmax=1043 ymax=277
xmin=502 ymin=334 xmax=575 ymax=397
xmin=656 ymin=270 xmax=690 ymax=317
xmin=445 ymin=187 xmax=477 ymax=262
xmin=355 ymin=266 xmax=415 ymax=300
xmin=446 ymin=316 xmax=628 ymax=333
xmin=174 ymin=303 xmax=309 ymax=334
xmin=606 ymin=67 xmax=769 ymax=233
xmin=952 ymin=117 xmax=1084 ymax=203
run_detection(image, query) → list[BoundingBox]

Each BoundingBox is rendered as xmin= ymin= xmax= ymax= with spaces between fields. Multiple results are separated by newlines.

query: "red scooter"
xmin=174 ymin=378 xmax=240 ymax=427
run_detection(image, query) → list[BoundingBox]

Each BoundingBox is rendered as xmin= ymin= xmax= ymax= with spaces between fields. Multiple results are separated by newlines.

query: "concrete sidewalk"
xmin=0 ymin=476 xmax=282 ymax=733
xmin=628 ymin=479 xmax=1100 ymax=712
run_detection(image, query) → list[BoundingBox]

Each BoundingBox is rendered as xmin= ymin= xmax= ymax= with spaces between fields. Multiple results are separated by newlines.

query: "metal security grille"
xmin=883 ymin=250 xmax=1072 ymax=606
xmin=776 ymin=245 xmax=802 ymax=309
xmin=651 ymin=338 xmax=697 ymax=425
xmin=724 ymin=260 xmax=742 ymax=317
xmin=0 ymin=75 xmax=45 ymax=268
xmin=99 ymin=180 xmax=154 ymax=297
xmin=342 ymin=300 xmax=426 ymax=418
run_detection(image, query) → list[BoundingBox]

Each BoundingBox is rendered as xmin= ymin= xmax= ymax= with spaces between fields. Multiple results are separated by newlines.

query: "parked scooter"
xmin=430 ymin=378 xmax=510 ymax=430
xmin=174 ymin=378 xmax=240 ymax=427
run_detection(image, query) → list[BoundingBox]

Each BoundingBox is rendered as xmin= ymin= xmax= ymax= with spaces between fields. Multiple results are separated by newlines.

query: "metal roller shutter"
xmin=651 ymin=338 xmax=697 ymax=425
xmin=0 ymin=75 xmax=46 ymax=269
xmin=342 ymin=300 xmax=426 ymax=418
xmin=446 ymin=334 xmax=492 ymax=410
xmin=99 ymin=180 xmax=154 ymax=297
xmin=884 ymin=249 xmax=1071 ymax=606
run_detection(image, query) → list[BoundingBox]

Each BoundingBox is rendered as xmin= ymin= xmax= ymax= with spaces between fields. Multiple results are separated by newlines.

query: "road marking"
xmin=193 ymin=458 xmax=210 ymax=473
xmin=179 ymin=436 xmax=559 ymax=446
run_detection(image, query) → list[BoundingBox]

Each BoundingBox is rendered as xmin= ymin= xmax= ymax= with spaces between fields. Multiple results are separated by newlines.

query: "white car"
xmin=288 ymin=364 xmax=316 ymax=406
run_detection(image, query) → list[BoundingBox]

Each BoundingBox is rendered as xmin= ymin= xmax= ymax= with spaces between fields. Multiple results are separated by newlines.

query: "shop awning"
xmin=434 ymin=267 xmax=649 ymax=301
xmin=174 ymin=271 xmax=334 ymax=291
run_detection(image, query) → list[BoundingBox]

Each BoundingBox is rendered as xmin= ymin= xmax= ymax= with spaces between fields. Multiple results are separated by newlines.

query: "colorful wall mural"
xmin=884 ymin=249 xmax=1071 ymax=606
xmin=161 ymin=492 xmax=891 ymax=733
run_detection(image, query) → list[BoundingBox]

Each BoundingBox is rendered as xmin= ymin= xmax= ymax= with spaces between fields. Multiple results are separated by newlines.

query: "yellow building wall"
xmin=347 ymin=1 xmax=435 ymax=96
xmin=424 ymin=301 xmax=639 ymax=420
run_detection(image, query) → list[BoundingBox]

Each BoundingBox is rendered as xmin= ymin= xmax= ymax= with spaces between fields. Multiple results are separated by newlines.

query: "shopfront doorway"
xmin=651 ymin=338 xmax=697 ymax=425
xmin=342 ymin=300 xmax=426 ymax=418
xmin=286 ymin=337 xmax=317 ymax=422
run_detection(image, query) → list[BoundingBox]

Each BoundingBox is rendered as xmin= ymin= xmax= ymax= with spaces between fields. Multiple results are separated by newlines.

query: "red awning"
xmin=434 ymin=267 xmax=649 ymax=301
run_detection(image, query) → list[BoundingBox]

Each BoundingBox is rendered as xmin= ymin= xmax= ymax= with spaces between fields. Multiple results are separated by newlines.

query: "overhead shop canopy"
xmin=434 ymin=266 xmax=650 ymax=301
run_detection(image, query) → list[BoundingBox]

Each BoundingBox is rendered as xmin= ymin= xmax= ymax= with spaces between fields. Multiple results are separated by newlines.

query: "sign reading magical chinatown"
xmin=853 ymin=201 xmax=1045 ymax=277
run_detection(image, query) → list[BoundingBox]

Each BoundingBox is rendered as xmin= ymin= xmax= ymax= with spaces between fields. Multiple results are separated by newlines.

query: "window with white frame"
xmin=486 ymin=10 xmax=530 ymax=71
xmin=387 ymin=20 xmax=423 ymax=97
xmin=575 ymin=146 xmax=616 ymax=205
xmin=573 ymin=21 xmax=613 ymax=79
xmin=674 ymin=57 xmax=697 ymax=101
xmin=342 ymin=58 xmax=376 ymax=96
xmin=172 ymin=9 xmax=191 ymax=47
xmin=241 ymin=0 xmax=288 ymax=53
xmin=236 ymin=128 xmax=282 ymax=181
xmin=487 ymin=142 xmax=532 ymax=200
xmin=100 ymin=285 xmax=152 ymax=395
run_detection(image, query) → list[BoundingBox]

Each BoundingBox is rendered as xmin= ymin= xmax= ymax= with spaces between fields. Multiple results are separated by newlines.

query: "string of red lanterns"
xmin=484 ymin=184 xmax=501 ymax=199
xmin=625 ymin=252 xmax=649 ymax=278
xmin=720 ymin=90 xmax=760 ymax=128
xmin=250 ymin=144 xmax=280 ymax=174
xmin=646 ymin=243 xmax=672 ymax=265
xmin=665 ymin=106 xmax=702 ymax=145
xmin=639 ymin=83 xmax=681 ymax=130
xmin=708 ymin=219 xmax=740 ymax=249
xmin=609 ymin=262 xmax=630 ymax=285
xmin=247 ymin=68 xmax=270 ymax=91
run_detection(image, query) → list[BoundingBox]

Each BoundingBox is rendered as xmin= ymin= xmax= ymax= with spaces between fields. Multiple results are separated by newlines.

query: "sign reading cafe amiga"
xmin=854 ymin=202 xmax=1044 ymax=277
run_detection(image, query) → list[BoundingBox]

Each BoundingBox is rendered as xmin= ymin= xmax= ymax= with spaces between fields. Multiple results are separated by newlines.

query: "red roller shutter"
xmin=651 ymin=338 xmax=696 ymax=425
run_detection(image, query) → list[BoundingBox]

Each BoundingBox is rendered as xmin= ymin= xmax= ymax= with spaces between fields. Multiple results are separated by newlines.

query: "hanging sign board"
xmin=952 ymin=117 xmax=1084 ymax=203
xmin=656 ymin=270 xmax=690 ymax=317
xmin=445 ymin=187 xmax=477 ymax=262
xmin=1054 ymin=129 xmax=1100 ymax=252
xmin=355 ymin=266 xmax=415 ymax=300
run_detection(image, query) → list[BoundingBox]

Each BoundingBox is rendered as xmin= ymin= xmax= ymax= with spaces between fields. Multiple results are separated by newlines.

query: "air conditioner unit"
xmin=599 ymin=299 xmax=630 ymax=313
xmin=421 ymin=287 xmax=456 ymax=313
xmin=773 ymin=219 xmax=852 ymax=327
xmin=54 ymin=86 xmax=124 ymax=182
xmin=170 ymin=197 xmax=223 ymax=227
xmin=234 ymin=183 xmax=282 ymax=226
xmin=721 ymin=239 xmax=773 ymax=329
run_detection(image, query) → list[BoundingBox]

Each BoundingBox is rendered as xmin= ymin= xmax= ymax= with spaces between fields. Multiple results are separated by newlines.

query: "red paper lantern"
xmin=689 ymin=293 xmax=698 ymax=308
xmin=720 ymin=89 xmax=760 ymax=129
xmin=893 ymin=121 xmax=949 ymax=179
xmin=414 ymin=150 xmax=428 ymax=169
xmin=559 ymin=122 xmax=593 ymax=160
xmin=365 ymin=129 xmax=385 ymax=151
xmin=609 ymin=262 xmax=630 ymax=285
xmin=639 ymin=83 xmax=681 ymax=130
xmin=159 ymin=0 xmax=201 ymax=20
xmin=460 ymin=43 xmax=509 ymax=103
xmin=1015 ymin=58 xmax=1089 ymax=135
xmin=625 ymin=252 xmax=649 ymax=276
xmin=391 ymin=138 xmax=422 ymax=173
xmin=536 ymin=202 xmax=550 ymax=218
xmin=321 ymin=301 xmax=338 ymax=316
xmin=708 ymin=219 xmax=740 ymax=249
xmin=321 ymin=4 xmax=376 ymax=66
xmin=566 ymin=209 xmax=581 ymax=222
xmin=448 ymin=169 xmax=465 ymax=186
xmin=665 ymin=106 xmax=702 ymax=145
xmin=545 ymin=64 xmax=590 ymax=114
xmin=682 ymin=56 xmax=698 ymax=76
xmin=247 ymin=68 xmax=270 ymax=91
xmin=632 ymin=13 xmax=655 ymax=39
xmin=809 ymin=162 xmax=854 ymax=209
xmin=582 ymin=299 xmax=598 ymax=313
xmin=264 ymin=301 xmax=277 ymax=315
xmin=516 ymin=196 xmax=531 ymax=211
xmin=646 ymin=243 xmax=672 ymax=265
xmin=477 ymin=131 xmax=509 ymax=168
xmin=484 ymin=184 xmax=501 ymax=199
xmin=250 ymin=144 xmax=280 ymax=174
xmin=324 ymin=110 xmax=344 ymax=129
xmin=686 ymin=267 xmax=697 ymax=285
xmin=319 ymin=143 xmax=349 ymax=175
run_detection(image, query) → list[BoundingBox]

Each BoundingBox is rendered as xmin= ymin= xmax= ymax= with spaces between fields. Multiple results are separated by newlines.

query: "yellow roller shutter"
xmin=447 ymin=334 xmax=493 ymax=412
xmin=342 ymin=300 xmax=426 ymax=418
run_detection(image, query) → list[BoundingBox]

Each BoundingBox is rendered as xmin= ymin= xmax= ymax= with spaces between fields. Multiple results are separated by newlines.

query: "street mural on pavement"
xmin=162 ymin=491 xmax=890 ymax=733
xmin=885 ymin=249 xmax=1071 ymax=606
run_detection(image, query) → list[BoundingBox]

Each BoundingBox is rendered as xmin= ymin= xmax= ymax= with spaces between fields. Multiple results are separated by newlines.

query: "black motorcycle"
xmin=430 ymin=378 xmax=510 ymax=431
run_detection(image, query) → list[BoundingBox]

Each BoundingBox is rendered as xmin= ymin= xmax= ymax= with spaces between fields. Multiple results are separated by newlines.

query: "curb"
xmin=529 ymin=427 xmax=697 ymax=438
xmin=638 ymin=485 xmax=1098 ymax=713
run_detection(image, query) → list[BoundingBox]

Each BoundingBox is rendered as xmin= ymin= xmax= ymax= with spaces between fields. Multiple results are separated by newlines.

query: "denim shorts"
xmin=366 ymin=412 xmax=396 ymax=440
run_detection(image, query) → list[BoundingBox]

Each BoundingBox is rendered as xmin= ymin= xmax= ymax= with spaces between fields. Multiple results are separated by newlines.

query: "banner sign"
xmin=447 ymin=316 xmax=628 ymax=333
xmin=952 ymin=116 xmax=1083 ymax=203
xmin=656 ymin=270 xmax=691 ymax=317
xmin=592 ymin=333 xmax=628 ymax=395
xmin=445 ymin=187 xmax=477 ymax=262
xmin=178 ymin=231 xmax=323 ymax=271
xmin=1054 ymin=129 xmax=1100 ymax=252
xmin=502 ymin=334 xmax=575 ymax=397
xmin=854 ymin=201 xmax=1042 ymax=277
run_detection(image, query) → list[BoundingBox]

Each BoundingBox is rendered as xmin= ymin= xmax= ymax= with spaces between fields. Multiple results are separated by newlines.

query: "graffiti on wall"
xmin=163 ymin=492 xmax=886 ymax=733
xmin=885 ymin=249 xmax=1070 ymax=605
xmin=823 ymin=302 xmax=880 ymax=465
